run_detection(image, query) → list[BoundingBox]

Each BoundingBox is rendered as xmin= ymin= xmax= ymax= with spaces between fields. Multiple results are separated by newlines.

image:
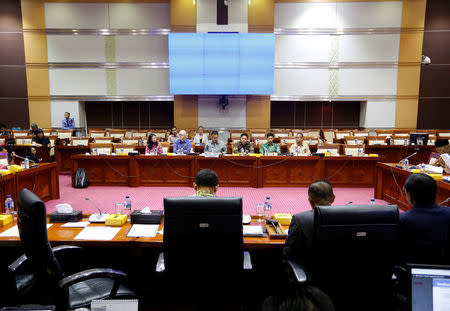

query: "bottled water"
xmin=5 ymin=195 xmax=14 ymax=214
xmin=295 ymin=146 xmax=299 ymax=155
xmin=264 ymin=197 xmax=272 ymax=219
xmin=240 ymin=147 xmax=244 ymax=154
xmin=24 ymin=157 xmax=29 ymax=169
xmin=124 ymin=196 xmax=132 ymax=214
xmin=370 ymin=198 xmax=375 ymax=205
xmin=120 ymin=147 xmax=124 ymax=155
xmin=94 ymin=147 xmax=98 ymax=155
xmin=404 ymin=159 xmax=409 ymax=169
xmin=358 ymin=148 xmax=362 ymax=157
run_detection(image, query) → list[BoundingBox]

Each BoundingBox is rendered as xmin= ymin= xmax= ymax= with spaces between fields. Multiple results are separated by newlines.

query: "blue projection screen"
xmin=169 ymin=33 xmax=275 ymax=95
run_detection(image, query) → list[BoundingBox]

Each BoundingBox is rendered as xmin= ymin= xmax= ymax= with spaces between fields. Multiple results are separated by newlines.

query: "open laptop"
xmin=411 ymin=265 xmax=450 ymax=311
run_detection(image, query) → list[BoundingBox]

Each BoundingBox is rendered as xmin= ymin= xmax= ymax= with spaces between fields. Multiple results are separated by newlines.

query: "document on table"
xmin=91 ymin=299 xmax=138 ymax=311
xmin=127 ymin=224 xmax=159 ymax=238
xmin=75 ymin=227 xmax=121 ymax=240
xmin=61 ymin=222 xmax=90 ymax=228
xmin=243 ymin=225 xmax=264 ymax=237
xmin=0 ymin=224 xmax=53 ymax=237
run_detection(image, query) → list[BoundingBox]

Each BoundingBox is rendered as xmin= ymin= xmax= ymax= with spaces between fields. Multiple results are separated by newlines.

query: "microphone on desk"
xmin=396 ymin=152 xmax=418 ymax=169
xmin=85 ymin=197 xmax=110 ymax=223
xmin=13 ymin=154 xmax=38 ymax=167
xmin=439 ymin=197 xmax=450 ymax=206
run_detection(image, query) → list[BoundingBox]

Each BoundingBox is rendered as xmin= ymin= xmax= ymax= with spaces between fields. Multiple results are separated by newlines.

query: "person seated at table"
xmin=168 ymin=127 xmax=178 ymax=144
xmin=28 ymin=123 xmax=41 ymax=136
xmin=284 ymin=180 xmax=335 ymax=270
xmin=27 ymin=147 xmax=40 ymax=163
xmin=62 ymin=112 xmax=75 ymax=130
xmin=194 ymin=126 xmax=208 ymax=145
xmin=0 ymin=124 xmax=12 ymax=137
xmin=233 ymin=133 xmax=254 ymax=154
xmin=290 ymin=133 xmax=311 ymax=156
xmin=204 ymin=130 xmax=227 ymax=154
xmin=145 ymin=133 xmax=163 ymax=155
xmin=173 ymin=130 xmax=191 ymax=154
xmin=400 ymin=173 xmax=450 ymax=263
xmin=434 ymin=139 xmax=450 ymax=173
xmin=260 ymin=133 xmax=281 ymax=155
xmin=32 ymin=129 xmax=51 ymax=148
xmin=192 ymin=169 xmax=219 ymax=197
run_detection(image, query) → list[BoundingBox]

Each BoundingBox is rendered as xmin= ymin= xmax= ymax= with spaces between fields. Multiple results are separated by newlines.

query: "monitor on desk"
xmin=410 ymin=133 xmax=429 ymax=146
xmin=411 ymin=265 xmax=450 ymax=311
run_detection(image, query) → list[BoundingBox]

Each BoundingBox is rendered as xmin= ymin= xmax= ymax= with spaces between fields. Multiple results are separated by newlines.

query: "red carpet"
xmin=45 ymin=175 xmax=389 ymax=215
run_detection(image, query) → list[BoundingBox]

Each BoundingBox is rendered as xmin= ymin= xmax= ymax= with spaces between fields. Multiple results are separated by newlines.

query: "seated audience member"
xmin=173 ymin=130 xmax=191 ymax=154
xmin=284 ymin=181 xmax=335 ymax=269
xmin=262 ymin=286 xmax=334 ymax=311
xmin=62 ymin=112 xmax=75 ymax=130
xmin=168 ymin=127 xmax=178 ymax=144
xmin=0 ymin=124 xmax=11 ymax=137
xmin=28 ymin=123 xmax=41 ymax=136
xmin=192 ymin=169 xmax=219 ymax=197
xmin=319 ymin=129 xmax=326 ymax=143
xmin=290 ymin=133 xmax=311 ymax=156
xmin=32 ymin=129 xmax=51 ymax=148
xmin=27 ymin=147 xmax=40 ymax=163
xmin=434 ymin=139 xmax=450 ymax=173
xmin=146 ymin=133 xmax=163 ymax=154
xmin=400 ymin=173 xmax=450 ymax=263
xmin=260 ymin=133 xmax=281 ymax=155
xmin=233 ymin=133 xmax=254 ymax=154
xmin=194 ymin=126 xmax=208 ymax=144
xmin=204 ymin=130 xmax=227 ymax=154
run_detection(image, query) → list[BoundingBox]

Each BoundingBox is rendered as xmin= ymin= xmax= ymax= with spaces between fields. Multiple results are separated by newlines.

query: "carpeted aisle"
xmin=44 ymin=175 xmax=389 ymax=215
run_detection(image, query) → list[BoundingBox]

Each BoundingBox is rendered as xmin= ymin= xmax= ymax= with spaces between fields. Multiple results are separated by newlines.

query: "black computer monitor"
xmin=163 ymin=196 xmax=243 ymax=278
xmin=410 ymin=133 xmax=429 ymax=146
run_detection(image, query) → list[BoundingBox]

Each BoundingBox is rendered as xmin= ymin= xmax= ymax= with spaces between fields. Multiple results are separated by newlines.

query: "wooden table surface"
xmin=0 ymin=218 xmax=286 ymax=249
xmin=375 ymin=163 xmax=450 ymax=211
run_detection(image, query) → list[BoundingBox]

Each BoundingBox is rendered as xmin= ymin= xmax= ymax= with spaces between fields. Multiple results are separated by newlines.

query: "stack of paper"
xmin=127 ymin=224 xmax=159 ymax=238
xmin=0 ymin=224 xmax=53 ymax=237
xmin=243 ymin=225 xmax=264 ymax=237
xmin=75 ymin=227 xmax=121 ymax=240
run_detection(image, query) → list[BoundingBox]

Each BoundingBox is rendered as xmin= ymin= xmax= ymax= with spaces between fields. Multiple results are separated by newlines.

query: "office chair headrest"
xmin=315 ymin=205 xmax=399 ymax=226
xmin=164 ymin=196 xmax=242 ymax=215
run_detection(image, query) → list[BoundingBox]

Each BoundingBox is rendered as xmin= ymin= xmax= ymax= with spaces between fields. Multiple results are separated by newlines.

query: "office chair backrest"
xmin=17 ymin=189 xmax=63 ymax=285
xmin=312 ymin=205 xmax=400 ymax=308
xmin=163 ymin=196 xmax=243 ymax=279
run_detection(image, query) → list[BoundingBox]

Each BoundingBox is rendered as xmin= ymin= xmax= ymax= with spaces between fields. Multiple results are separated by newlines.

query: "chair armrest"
xmin=156 ymin=253 xmax=165 ymax=273
xmin=8 ymin=254 xmax=28 ymax=273
xmin=52 ymin=245 xmax=83 ymax=255
xmin=58 ymin=268 xmax=126 ymax=289
xmin=243 ymin=251 xmax=252 ymax=270
xmin=285 ymin=259 xmax=308 ymax=283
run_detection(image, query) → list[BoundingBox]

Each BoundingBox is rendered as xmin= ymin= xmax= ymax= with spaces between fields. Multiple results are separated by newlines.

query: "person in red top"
xmin=145 ymin=133 xmax=163 ymax=154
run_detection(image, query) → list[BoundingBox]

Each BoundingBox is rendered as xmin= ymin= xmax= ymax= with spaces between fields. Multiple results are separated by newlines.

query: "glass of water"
xmin=256 ymin=204 xmax=265 ymax=223
xmin=115 ymin=202 xmax=123 ymax=215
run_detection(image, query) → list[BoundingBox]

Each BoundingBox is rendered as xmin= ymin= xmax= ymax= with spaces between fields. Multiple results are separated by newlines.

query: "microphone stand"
xmin=85 ymin=197 xmax=110 ymax=223
xmin=396 ymin=152 xmax=418 ymax=169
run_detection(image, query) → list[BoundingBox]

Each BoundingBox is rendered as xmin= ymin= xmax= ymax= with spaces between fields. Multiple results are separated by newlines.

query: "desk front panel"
xmin=6 ymin=145 xmax=51 ymax=163
xmin=72 ymin=155 xmax=131 ymax=186
xmin=324 ymin=157 xmax=378 ymax=187
xmin=0 ymin=174 xmax=16 ymax=213
xmin=55 ymin=146 xmax=90 ymax=173
xmin=196 ymin=156 xmax=258 ymax=187
xmin=15 ymin=163 xmax=60 ymax=202
xmin=133 ymin=155 xmax=194 ymax=187
xmin=259 ymin=156 xmax=323 ymax=187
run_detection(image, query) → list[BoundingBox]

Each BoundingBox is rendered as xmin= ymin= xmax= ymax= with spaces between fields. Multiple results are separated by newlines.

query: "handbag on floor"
xmin=73 ymin=168 xmax=89 ymax=188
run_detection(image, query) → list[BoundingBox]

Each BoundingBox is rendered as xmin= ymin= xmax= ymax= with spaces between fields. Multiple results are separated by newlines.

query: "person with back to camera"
xmin=284 ymin=180 xmax=335 ymax=270
xmin=400 ymin=173 xmax=450 ymax=263
xmin=192 ymin=169 xmax=219 ymax=197
xmin=145 ymin=133 xmax=163 ymax=155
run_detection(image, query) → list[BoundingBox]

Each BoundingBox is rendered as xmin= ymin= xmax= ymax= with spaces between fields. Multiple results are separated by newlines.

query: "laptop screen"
xmin=411 ymin=267 xmax=450 ymax=311
xmin=0 ymin=151 xmax=8 ymax=166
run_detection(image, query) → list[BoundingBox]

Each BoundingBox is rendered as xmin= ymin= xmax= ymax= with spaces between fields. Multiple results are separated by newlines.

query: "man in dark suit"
xmin=400 ymin=173 xmax=450 ymax=263
xmin=283 ymin=180 xmax=335 ymax=269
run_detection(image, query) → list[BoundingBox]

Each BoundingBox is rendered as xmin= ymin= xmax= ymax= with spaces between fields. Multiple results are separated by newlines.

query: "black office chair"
xmin=285 ymin=205 xmax=400 ymax=311
xmin=156 ymin=196 xmax=252 ymax=305
xmin=8 ymin=188 xmax=136 ymax=309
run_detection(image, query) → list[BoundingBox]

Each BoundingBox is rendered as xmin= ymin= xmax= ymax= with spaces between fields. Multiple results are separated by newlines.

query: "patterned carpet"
xmin=44 ymin=175 xmax=389 ymax=215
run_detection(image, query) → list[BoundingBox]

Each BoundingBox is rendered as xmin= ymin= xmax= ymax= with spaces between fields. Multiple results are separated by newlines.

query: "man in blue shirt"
xmin=62 ymin=112 xmax=75 ymax=130
xmin=173 ymin=130 xmax=191 ymax=154
xmin=400 ymin=173 xmax=450 ymax=263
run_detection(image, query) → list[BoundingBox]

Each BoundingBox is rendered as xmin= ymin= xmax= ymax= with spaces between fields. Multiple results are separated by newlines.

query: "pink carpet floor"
xmin=45 ymin=175 xmax=389 ymax=215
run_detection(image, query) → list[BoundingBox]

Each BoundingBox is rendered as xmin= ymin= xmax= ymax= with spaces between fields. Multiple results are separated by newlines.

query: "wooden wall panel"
xmin=247 ymin=95 xmax=270 ymax=129
xmin=174 ymin=95 xmax=198 ymax=129
xmin=170 ymin=0 xmax=196 ymax=32
xmin=248 ymin=0 xmax=274 ymax=32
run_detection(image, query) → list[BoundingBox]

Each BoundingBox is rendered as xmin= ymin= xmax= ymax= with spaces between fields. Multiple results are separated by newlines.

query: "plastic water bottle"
xmin=94 ymin=147 xmax=98 ymax=155
xmin=5 ymin=195 xmax=14 ymax=214
xmin=370 ymin=198 xmax=375 ymax=205
xmin=124 ymin=196 xmax=132 ymax=214
xmin=240 ymin=147 xmax=244 ymax=154
xmin=358 ymin=148 xmax=362 ymax=157
xmin=295 ymin=146 xmax=299 ymax=155
xmin=404 ymin=159 xmax=409 ymax=169
xmin=120 ymin=147 xmax=124 ymax=155
xmin=24 ymin=157 xmax=29 ymax=169
xmin=264 ymin=197 xmax=272 ymax=219
xmin=420 ymin=162 xmax=426 ymax=172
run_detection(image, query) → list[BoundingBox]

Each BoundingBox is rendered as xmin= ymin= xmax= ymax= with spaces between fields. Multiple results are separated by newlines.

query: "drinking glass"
xmin=115 ymin=202 xmax=123 ymax=215
xmin=256 ymin=204 xmax=265 ymax=223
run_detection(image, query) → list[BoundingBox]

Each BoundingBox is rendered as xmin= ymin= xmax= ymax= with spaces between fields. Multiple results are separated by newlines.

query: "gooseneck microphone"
xmin=85 ymin=197 xmax=110 ymax=223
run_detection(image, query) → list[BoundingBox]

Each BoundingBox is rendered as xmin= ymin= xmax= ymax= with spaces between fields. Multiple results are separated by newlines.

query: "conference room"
xmin=1 ymin=0 xmax=450 ymax=310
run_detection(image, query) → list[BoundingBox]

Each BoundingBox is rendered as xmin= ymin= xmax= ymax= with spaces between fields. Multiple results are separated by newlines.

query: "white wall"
xmin=359 ymin=100 xmax=396 ymax=128
xmin=198 ymin=96 xmax=246 ymax=129
xmin=50 ymin=100 xmax=82 ymax=128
